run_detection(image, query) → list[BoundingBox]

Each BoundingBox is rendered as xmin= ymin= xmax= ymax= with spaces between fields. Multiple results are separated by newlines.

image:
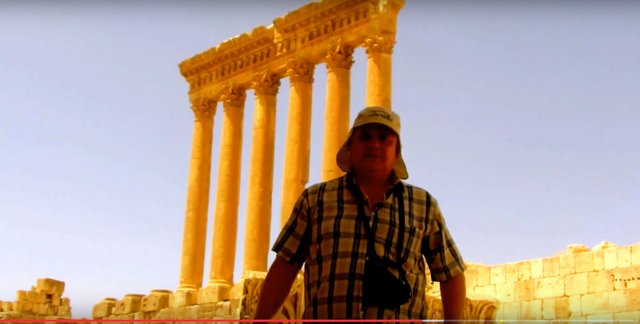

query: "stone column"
xmin=363 ymin=34 xmax=395 ymax=109
xmin=174 ymin=96 xmax=216 ymax=307
xmin=279 ymin=59 xmax=314 ymax=227
xmin=321 ymin=40 xmax=354 ymax=181
xmin=242 ymin=72 xmax=281 ymax=274
xmin=199 ymin=84 xmax=246 ymax=304
xmin=177 ymin=97 xmax=216 ymax=290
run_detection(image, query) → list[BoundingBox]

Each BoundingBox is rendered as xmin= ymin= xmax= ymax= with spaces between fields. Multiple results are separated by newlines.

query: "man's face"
xmin=348 ymin=124 xmax=398 ymax=177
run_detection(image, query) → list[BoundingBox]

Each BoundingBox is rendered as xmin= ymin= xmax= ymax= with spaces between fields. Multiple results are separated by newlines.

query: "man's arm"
xmin=440 ymin=272 xmax=466 ymax=321
xmin=254 ymin=255 xmax=303 ymax=320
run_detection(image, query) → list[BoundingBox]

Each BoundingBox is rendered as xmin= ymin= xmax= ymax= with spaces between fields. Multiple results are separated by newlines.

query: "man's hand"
xmin=253 ymin=255 xmax=302 ymax=320
xmin=440 ymin=272 xmax=466 ymax=322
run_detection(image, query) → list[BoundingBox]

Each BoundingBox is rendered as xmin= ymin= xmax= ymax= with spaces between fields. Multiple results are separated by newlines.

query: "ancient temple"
xmin=175 ymin=0 xmax=403 ymax=305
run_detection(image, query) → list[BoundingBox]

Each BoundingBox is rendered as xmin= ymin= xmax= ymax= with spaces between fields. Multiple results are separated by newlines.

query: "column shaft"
xmin=243 ymin=72 xmax=280 ymax=274
xmin=364 ymin=34 xmax=395 ymax=109
xmin=321 ymin=42 xmax=354 ymax=182
xmin=204 ymin=85 xmax=246 ymax=301
xmin=178 ymin=98 xmax=216 ymax=291
xmin=280 ymin=59 xmax=314 ymax=227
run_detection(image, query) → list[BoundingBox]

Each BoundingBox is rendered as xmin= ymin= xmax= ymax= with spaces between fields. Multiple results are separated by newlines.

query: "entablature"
xmin=180 ymin=0 xmax=404 ymax=101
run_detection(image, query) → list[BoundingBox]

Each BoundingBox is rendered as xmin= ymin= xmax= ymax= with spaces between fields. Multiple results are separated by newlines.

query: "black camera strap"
xmin=348 ymin=175 xmax=407 ymax=269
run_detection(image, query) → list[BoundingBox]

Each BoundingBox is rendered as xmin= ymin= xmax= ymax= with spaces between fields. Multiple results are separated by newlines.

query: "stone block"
xmin=230 ymin=298 xmax=241 ymax=317
xmin=504 ymin=263 xmax=519 ymax=283
xmin=50 ymin=294 xmax=61 ymax=306
xmin=34 ymin=303 xmax=48 ymax=315
xmin=197 ymin=284 xmax=230 ymax=304
xmin=568 ymin=295 xmax=581 ymax=317
xmin=113 ymin=294 xmax=144 ymax=315
xmin=554 ymin=297 xmax=571 ymax=319
xmin=59 ymin=304 xmax=71 ymax=317
xmin=567 ymin=243 xmax=590 ymax=253
xmin=169 ymin=289 xmax=197 ymax=308
xmin=604 ymin=247 xmax=618 ymax=270
xmin=543 ymin=256 xmax=560 ymax=278
xmin=632 ymin=244 xmax=640 ymax=266
xmin=565 ymin=272 xmax=589 ymax=296
xmin=215 ymin=300 xmax=231 ymax=316
xmin=229 ymin=278 xmax=251 ymax=300
xmin=615 ymin=310 xmax=640 ymax=320
xmin=1 ymin=301 xmax=13 ymax=312
xmin=490 ymin=264 xmax=505 ymax=285
xmin=612 ymin=267 xmax=640 ymax=290
xmin=530 ymin=258 xmax=543 ymax=279
xmin=495 ymin=283 xmax=514 ymax=302
xmin=36 ymin=278 xmax=65 ymax=295
xmin=520 ymin=299 xmax=542 ymax=320
xmin=535 ymin=277 xmax=564 ymax=299
xmin=581 ymin=292 xmax=609 ymax=315
xmin=13 ymin=301 xmax=32 ymax=312
xmin=61 ymin=297 xmax=70 ymax=307
xmin=46 ymin=304 xmax=57 ymax=316
xmin=588 ymin=271 xmax=613 ymax=293
xmin=92 ymin=298 xmax=117 ymax=318
xmin=514 ymin=279 xmax=535 ymax=301
xmin=609 ymin=290 xmax=628 ymax=313
xmin=624 ymin=287 xmax=640 ymax=310
xmin=476 ymin=265 xmax=491 ymax=286
xmin=16 ymin=290 xmax=27 ymax=301
xmin=141 ymin=290 xmax=170 ymax=312
xmin=473 ymin=284 xmax=495 ymax=298
xmin=494 ymin=303 xmax=505 ymax=320
xmin=517 ymin=260 xmax=531 ymax=281
xmin=574 ymin=251 xmax=593 ymax=273
xmin=542 ymin=298 xmax=556 ymax=320
xmin=112 ymin=313 xmax=135 ymax=321
xmin=26 ymin=290 xmax=47 ymax=304
xmin=558 ymin=253 xmax=576 ymax=276
xmin=592 ymin=249 xmax=604 ymax=271
xmin=587 ymin=313 xmax=614 ymax=321
xmin=499 ymin=302 xmax=520 ymax=320
xmin=618 ymin=246 xmax=632 ymax=268
xmin=464 ymin=266 xmax=478 ymax=288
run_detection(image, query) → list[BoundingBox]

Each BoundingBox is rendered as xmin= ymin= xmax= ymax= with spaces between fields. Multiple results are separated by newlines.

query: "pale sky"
xmin=1 ymin=0 xmax=638 ymax=319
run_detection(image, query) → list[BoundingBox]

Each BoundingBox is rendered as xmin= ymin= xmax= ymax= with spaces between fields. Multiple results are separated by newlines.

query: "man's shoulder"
xmin=303 ymin=175 xmax=346 ymax=195
xmin=402 ymin=182 xmax=431 ymax=197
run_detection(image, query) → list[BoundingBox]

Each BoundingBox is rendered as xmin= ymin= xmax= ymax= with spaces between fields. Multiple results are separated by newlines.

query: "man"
xmin=255 ymin=107 xmax=466 ymax=320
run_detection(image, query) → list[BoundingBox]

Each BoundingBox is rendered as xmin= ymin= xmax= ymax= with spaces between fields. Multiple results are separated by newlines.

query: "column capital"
xmin=220 ymin=83 xmax=246 ymax=108
xmin=251 ymin=71 xmax=281 ymax=96
xmin=363 ymin=34 xmax=395 ymax=55
xmin=325 ymin=39 xmax=354 ymax=71
xmin=190 ymin=97 xmax=217 ymax=121
xmin=287 ymin=59 xmax=315 ymax=84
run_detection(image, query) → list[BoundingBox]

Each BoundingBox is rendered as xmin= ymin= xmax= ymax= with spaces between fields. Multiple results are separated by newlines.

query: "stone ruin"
xmin=0 ymin=278 xmax=71 ymax=320
xmin=88 ymin=241 xmax=639 ymax=322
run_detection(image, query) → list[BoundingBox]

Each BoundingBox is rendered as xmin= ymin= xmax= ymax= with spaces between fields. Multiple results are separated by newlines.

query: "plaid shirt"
xmin=272 ymin=173 xmax=466 ymax=319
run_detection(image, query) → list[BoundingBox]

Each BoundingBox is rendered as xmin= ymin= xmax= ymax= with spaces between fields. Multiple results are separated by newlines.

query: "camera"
xmin=362 ymin=254 xmax=412 ymax=309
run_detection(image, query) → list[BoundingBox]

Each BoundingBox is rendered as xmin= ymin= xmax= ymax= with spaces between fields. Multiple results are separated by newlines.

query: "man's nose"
xmin=367 ymin=138 xmax=383 ymax=148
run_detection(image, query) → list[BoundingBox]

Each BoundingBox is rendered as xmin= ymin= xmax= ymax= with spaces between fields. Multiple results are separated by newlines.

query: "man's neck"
xmin=352 ymin=171 xmax=393 ymax=207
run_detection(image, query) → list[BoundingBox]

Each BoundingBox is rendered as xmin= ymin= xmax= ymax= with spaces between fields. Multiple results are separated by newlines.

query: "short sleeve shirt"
xmin=272 ymin=173 xmax=466 ymax=319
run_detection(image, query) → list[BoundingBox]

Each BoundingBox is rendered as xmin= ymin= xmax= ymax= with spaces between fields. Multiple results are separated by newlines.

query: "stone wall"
xmin=463 ymin=241 xmax=640 ymax=321
xmin=92 ymin=271 xmax=499 ymax=321
xmin=92 ymin=271 xmax=304 ymax=321
xmin=0 ymin=278 xmax=71 ymax=320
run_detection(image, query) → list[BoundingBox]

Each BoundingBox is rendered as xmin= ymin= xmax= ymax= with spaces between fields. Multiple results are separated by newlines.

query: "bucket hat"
xmin=336 ymin=106 xmax=408 ymax=179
